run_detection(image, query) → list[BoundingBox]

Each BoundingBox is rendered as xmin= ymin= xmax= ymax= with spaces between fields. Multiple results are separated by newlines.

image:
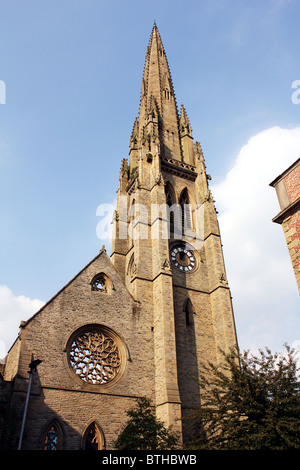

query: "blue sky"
xmin=0 ymin=0 xmax=299 ymax=358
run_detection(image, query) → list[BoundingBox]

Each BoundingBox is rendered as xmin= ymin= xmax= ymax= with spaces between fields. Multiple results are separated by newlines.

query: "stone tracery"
xmin=69 ymin=328 xmax=121 ymax=385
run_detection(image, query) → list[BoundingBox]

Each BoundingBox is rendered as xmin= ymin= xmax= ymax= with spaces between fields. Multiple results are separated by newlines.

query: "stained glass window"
xmin=43 ymin=423 xmax=60 ymax=450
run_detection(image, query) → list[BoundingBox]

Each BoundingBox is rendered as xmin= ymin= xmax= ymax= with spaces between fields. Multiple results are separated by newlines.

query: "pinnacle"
xmin=180 ymin=104 xmax=190 ymax=123
xmin=152 ymin=19 xmax=158 ymax=33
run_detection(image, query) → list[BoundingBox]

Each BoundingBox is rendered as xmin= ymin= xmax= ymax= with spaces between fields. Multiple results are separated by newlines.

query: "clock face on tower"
xmin=170 ymin=245 xmax=196 ymax=273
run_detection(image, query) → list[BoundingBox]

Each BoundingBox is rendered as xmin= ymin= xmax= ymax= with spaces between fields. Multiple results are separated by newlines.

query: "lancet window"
xmin=180 ymin=188 xmax=192 ymax=231
xmin=83 ymin=422 xmax=105 ymax=450
xmin=42 ymin=419 xmax=63 ymax=450
xmin=165 ymin=183 xmax=176 ymax=233
xmin=184 ymin=298 xmax=194 ymax=327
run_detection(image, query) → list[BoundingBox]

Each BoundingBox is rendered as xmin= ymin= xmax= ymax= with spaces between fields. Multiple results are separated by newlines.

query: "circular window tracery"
xmin=91 ymin=273 xmax=113 ymax=293
xmin=67 ymin=325 xmax=124 ymax=386
xmin=91 ymin=274 xmax=106 ymax=292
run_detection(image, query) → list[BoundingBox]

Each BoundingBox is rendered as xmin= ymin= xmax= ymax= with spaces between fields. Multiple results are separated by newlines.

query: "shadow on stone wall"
xmin=173 ymin=272 xmax=201 ymax=443
xmin=3 ymin=369 xmax=104 ymax=450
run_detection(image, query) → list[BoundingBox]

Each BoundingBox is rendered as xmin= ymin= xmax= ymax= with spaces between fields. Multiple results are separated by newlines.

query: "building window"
xmin=91 ymin=274 xmax=106 ymax=292
xmin=83 ymin=422 xmax=105 ymax=450
xmin=165 ymin=187 xmax=174 ymax=232
xmin=69 ymin=328 xmax=121 ymax=385
xmin=91 ymin=273 xmax=113 ymax=293
xmin=184 ymin=298 xmax=194 ymax=327
xmin=65 ymin=324 xmax=128 ymax=388
xmin=180 ymin=188 xmax=192 ymax=231
xmin=128 ymin=253 xmax=137 ymax=279
xmin=42 ymin=420 xmax=63 ymax=450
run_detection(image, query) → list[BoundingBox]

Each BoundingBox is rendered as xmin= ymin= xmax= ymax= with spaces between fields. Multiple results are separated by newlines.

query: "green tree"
xmin=186 ymin=344 xmax=300 ymax=450
xmin=114 ymin=397 xmax=179 ymax=450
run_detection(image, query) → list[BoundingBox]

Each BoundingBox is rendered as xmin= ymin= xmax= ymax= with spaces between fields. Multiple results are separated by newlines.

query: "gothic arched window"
xmin=91 ymin=273 xmax=113 ymax=294
xmin=165 ymin=183 xmax=176 ymax=233
xmin=128 ymin=199 xmax=136 ymax=246
xmin=42 ymin=419 xmax=63 ymax=450
xmin=184 ymin=298 xmax=194 ymax=327
xmin=179 ymin=188 xmax=192 ymax=231
xmin=91 ymin=274 xmax=106 ymax=292
xmin=83 ymin=421 xmax=105 ymax=450
xmin=127 ymin=253 xmax=137 ymax=280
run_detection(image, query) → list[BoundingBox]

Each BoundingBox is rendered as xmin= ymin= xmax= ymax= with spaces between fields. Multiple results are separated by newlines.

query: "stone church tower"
xmin=2 ymin=24 xmax=238 ymax=450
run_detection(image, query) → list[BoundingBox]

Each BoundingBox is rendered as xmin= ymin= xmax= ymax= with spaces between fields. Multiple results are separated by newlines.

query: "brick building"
xmin=270 ymin=158 xmax=300 ymax=294
xmin=1 ymin=24 xmax=238 ymax=450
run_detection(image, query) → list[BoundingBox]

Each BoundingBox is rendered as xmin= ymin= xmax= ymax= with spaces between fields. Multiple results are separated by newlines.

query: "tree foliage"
xmin=114 ymin=397 xmax=179 ymax=450
xmin=186 ymin=344 xmax=300 ymax=450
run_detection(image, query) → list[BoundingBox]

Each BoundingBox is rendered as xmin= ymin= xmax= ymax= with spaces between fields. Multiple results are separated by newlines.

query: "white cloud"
xmin=0 ymin=285 xmax=44 ymax=359
xmin=211 ymin=126 xmax=300 ymax=353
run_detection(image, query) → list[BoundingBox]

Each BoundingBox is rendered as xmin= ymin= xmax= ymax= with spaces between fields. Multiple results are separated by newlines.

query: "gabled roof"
xmin=10 ymin=246 xmax=135 ymax=348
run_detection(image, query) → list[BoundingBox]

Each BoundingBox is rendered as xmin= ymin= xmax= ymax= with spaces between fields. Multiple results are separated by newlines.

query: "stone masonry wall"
xmin=5 ymin=250 xmax=156 ymax=449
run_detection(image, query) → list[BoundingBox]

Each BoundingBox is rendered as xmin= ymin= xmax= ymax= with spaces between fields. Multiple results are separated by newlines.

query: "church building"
xmin=2 ymin=24 xmax=238 ymax=450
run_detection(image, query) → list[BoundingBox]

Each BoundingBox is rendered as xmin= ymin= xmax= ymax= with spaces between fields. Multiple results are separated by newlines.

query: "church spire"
xmin=137 ymin=23 xmax=183 ymax=162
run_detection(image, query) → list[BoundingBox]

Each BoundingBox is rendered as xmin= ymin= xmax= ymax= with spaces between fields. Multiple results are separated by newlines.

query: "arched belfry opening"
xmin=179 ymin=188 xmax=193 ymax=231
xmin=165 ymin=182 xmax=177 ymax=233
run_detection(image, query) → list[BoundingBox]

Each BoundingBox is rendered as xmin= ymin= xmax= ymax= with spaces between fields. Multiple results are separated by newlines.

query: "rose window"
xmin=68 ymin=327 xmax=122 ymax=385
